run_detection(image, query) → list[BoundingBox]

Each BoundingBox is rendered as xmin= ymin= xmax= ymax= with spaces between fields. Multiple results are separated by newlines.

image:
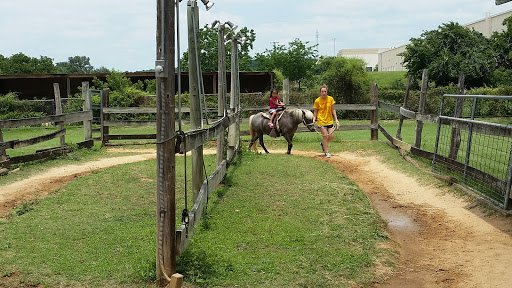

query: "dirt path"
xmin=1 ymin=148 xmax=512 ymax=287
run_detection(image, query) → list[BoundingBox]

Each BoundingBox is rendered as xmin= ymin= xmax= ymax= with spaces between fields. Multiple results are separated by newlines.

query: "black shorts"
xmin=319 ymin=124 xmax=334 ymax=129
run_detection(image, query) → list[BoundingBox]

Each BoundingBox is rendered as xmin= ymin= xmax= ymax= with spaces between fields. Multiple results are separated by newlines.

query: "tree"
xmin=400 ymin=22 xmax=494 ymax=87
xmin=0 ymin=53 xmax=57 ymax=74
xmin=0 ymin=54 xmax=6 ymax=73
xmin=491 ymin=16 xmax=512 ymax=70
xmin=254 ymin=39 xmax=318 ymax=89
xmin=320 ymin=56 xmax=371 ymax=105
xmin=180 ymin=25 xmax=256 ymax=72
xmin=56 ymin=56 xmax=94 ymax=74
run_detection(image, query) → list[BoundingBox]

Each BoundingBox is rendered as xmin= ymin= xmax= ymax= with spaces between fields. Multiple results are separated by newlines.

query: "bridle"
xmin=300 ymin=109 xmax=336 ymax=136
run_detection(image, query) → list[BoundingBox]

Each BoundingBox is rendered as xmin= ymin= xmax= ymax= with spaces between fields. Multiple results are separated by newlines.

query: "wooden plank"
xmin=106 ymin=134 xmax=157 ymax=140
xmin=103 ymin=107 xmax=198 ymax=114
xmin=0 ymin=159 xmax=10 ymax=169
xmin=378 ymin=101 xmax=401 ymax=114
xmin=7 ymin=146 xmax=69 ymax=165
xmin=411 ymin=146 xmax=434 ymax=160
xmin=400 ymin=107 xmax=417 ymax=119
xmin=416 ymin=113 xmax=438 ymax=123
xmin=179 ymin=114 xmax=238 ymax=154
xmin=103 ymin=120 xmax=157 ymax=127
xmin=76 ymin=139 xmax=94 ymax=149
xmin=103 ymin=107 xmax=157 ymax=114
xmin=378 ymin=124 xmax=394 ymax=143
xmin=12 ymin=129 xmax=66 ymax=149
xmin=176 ymin=160 xmax=227 ymax=256
xmin=0 ymin=111 xmax=93 ymax=129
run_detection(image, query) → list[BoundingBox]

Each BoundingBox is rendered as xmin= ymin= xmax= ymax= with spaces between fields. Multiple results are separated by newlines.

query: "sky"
xmin=1 ymin=0 xmax=512 ymax=72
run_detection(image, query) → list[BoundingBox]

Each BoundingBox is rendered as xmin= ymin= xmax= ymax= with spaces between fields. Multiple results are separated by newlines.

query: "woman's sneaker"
xmin=268 ymin=122 xmax=274 ymax=128
xmin=325 ymin=152 xmax=331 ymax=158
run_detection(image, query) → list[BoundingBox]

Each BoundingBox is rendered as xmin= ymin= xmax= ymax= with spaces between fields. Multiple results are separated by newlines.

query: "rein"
xmin=299 ymin=108 xmax=338 ymax=136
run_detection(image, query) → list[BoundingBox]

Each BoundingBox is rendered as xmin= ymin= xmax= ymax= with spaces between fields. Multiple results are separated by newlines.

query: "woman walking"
xmin=312 ymin=85 xmax=339 ymax=158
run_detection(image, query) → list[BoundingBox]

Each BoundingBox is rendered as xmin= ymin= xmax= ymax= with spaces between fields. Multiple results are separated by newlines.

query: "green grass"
xmin=178 ymin=152 xmax=387 ymax=287
xmin=369 ymin=71 xmax=408 ymax=88
xmin=0 ymin=119 xmax=459 ymax=287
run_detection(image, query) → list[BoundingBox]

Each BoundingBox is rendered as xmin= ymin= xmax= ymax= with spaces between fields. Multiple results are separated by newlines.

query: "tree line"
xmin=4 ymin=15 xmax=512 ymax=114
xmin=0 ymin=54 xmax=110 ymax=74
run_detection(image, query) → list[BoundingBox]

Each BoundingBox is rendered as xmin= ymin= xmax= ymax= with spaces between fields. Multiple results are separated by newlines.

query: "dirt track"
xmin=1 ymin=148 xmax=512 ymax=287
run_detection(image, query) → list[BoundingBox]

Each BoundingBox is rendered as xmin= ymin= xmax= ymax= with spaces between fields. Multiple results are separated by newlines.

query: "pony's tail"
xmin=249 ymin=115 xmax=258 ymax=152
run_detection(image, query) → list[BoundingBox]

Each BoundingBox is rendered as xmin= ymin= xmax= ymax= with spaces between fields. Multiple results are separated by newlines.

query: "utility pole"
xmin=187 ymin=0 xmax=203 ymax=201
xmin=155 ymin=0 xmax=176 ymax=285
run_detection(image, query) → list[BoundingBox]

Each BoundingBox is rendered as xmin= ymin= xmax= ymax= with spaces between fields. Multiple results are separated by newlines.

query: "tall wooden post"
xmin=414 ymin=69 xmax=429 ymax=149
xmin=227 ymin=35 xmax=239 ymax=161
xmin=155 ymin=0 xmax=177 ymax=285
xmin=283 ymin=78 xmax=290 ymax=104
xmin=187 ymin=0 xmax=204 ymax=201
xmin=448 ymin=72 xmax=465 ymax=160
xmin=396 ymin=75 xmax=411 ymax=140
xmin=0 ymin=128 xmax=6 ymax=163
xmin=216 ymin=24 xmax=227 ymax=167
xmin=82 ymin=82 xmax=92 ymax=141
xmin=53 ymin=83 xmax=65 ymax=147
xmin=101 ymin=88 xmax=110 ymax=146
xmin=370 ymin=82 xmax=379 ymax=141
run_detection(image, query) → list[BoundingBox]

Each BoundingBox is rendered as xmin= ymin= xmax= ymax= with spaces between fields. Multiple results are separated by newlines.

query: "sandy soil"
xmin=1 ymin=148 xmax=512 ymax=287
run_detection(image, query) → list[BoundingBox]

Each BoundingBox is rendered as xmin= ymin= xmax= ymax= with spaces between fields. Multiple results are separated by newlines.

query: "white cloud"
xmin=1 ymin=0 xmax=511 ymax=71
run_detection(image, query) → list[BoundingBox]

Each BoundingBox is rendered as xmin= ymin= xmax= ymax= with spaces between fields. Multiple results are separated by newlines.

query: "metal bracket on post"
xmin=155 ymin=60 xmax=168 ymax=78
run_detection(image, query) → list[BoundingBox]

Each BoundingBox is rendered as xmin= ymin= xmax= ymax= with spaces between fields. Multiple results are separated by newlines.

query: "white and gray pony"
xmin=248 ymin=109 xmax=315 ymax=154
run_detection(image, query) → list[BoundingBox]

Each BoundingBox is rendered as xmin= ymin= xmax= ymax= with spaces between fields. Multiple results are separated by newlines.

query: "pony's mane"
xmin=288 ymin=109 xmax=303 ymax=122
xmin=287 ymin=108 xmax=313 ymax=122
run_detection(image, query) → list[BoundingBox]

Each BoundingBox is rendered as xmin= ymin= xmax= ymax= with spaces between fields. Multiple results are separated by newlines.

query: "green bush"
xmin=0 ymin=93 xmax=46 ymax=120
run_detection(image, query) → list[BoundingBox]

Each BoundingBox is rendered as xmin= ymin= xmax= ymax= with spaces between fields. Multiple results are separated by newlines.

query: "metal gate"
xmin=433 ymin=94 xmax=512 ymax=210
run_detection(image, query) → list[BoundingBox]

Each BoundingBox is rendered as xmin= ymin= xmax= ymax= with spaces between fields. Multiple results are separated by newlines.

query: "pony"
xmin=248 ymin=108 xmax=315 ymax=154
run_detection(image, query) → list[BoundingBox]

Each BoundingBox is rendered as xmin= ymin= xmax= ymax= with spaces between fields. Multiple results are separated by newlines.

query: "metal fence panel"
xmin=433 ymin=94 xmax=512 ymax=209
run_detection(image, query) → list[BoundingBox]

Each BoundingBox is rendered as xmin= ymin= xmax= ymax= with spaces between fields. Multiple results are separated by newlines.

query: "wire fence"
xmin=433 ymin=94 xmax=512 ymax=209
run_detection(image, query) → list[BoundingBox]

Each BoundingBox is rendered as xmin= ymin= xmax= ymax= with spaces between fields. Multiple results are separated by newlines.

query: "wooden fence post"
xmin=82 ymin=82 xmax=92 ymax=141
xmin=155 ymin=0 xmax=177 ymax=284
xmin=53 ymin=83 xmax=65 ymax=147
xmin=188 ymin=1 xmax=204 ymax=202
xmin=396 ymin=75 xmax=412 ymax=140
xmin=370 ymin=82 xmax=379 ymax=141
xmin=414 ymin=69 xmax=429 ymax=149
xmin=0 ymin=128 xmax=6 ymax=163
xmin=448 ymin=72 xmax=465 ymax=160
xmin=101 ymin=88 xmax=110 ymax=146
xmin=216 ymin=24 xmax=227 ymax=167
xmin=227 ymin=35 xmax=239 ymax=162
xmin=283 ymin=78 xmax=290 ymax=105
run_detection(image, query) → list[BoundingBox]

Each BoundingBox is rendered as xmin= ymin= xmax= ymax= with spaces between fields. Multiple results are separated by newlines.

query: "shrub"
xmin=0 ymin=93 xmax=46 ymax=120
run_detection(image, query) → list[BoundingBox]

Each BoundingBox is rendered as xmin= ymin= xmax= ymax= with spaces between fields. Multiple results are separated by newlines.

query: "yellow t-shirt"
xmin=314 ymin=96 xmax=335 ymax=126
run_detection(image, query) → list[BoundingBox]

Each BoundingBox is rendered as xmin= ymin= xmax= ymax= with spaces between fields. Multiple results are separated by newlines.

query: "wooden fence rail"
xmin=0 ymin=83 xmax=93 ymax=169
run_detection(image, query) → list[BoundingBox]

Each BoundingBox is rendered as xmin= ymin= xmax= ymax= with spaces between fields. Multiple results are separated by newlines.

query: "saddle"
xmin=263 ymin=109 xmax=285 ymax=138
